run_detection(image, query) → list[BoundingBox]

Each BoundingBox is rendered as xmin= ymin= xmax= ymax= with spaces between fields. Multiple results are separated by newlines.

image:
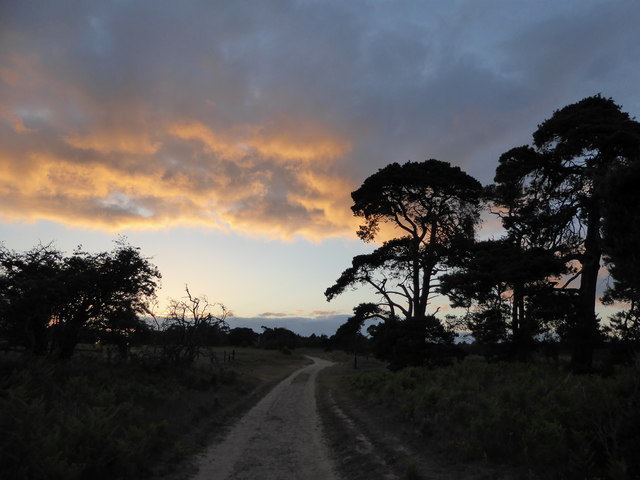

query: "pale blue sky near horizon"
xmin=1 ymin=0 xmax=638 ymax=335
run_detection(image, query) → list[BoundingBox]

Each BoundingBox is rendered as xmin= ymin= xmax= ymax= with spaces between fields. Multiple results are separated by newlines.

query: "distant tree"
xmin=228 ymin=327 xmax=259 ymax=347
xmin=300 ymin=333 xmax=331 ymax=350
xmin=367 ymin=314 xmax=463 ymax=370
xmin=493 ymin=95 xmax=640 ymax=370
xmin=466 ymin=306 xmax=510 ymax=345
xmin=260 ymin=326 xmax=299 ymax=351
xmin=601 ymin=273 xmax=640 ymax=351
xmin=593 ymin=157 xmax=640 ymax=363
xmin=600 ymin=264 xmax=640 ymax=364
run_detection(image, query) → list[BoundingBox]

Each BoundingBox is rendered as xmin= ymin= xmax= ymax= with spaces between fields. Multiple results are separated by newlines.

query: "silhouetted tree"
xmin=325 ymin=160 xmax=483 ymax=342
xmin=493 ymin=95 xmax=640 ymax=370
xmin=601 ymin=158 xmax=640 ymax=298
xmin=300 ymin=333 xmax=331 ymax=350
xmin=601 ymin=296 xmax=640 ymax=365
xmin=325 ymin=160 xmax=482 ymax=367
xmin=259 ymin=326 xmax=299 ymax=350
xmin=367 ymin=315 xmax=459 ymax=370
xmin=228 ymin=327 xmax=259 ymax=347
xmin=0 ymin=240 xmax=161 ymax=358
xmin=441 ymin=239 xmax=566 ymax=359
xmin=52 ymin=241 xmax=161 ymax=359
xmin=0 ymin=243 xmax=63 ymax=355
xmin=156 ymin=286 xmax=229 ymax=364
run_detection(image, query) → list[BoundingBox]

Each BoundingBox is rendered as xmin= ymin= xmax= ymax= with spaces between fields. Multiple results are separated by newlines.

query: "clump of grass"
xmin=346 ymin=362 xmax=640 ymax=479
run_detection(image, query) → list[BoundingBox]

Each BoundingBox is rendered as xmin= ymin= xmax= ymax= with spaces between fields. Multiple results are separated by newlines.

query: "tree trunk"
xmin=411 ymin=239 xmax=422 ymax=320
xmin=511 ymin=285 xmax=521 ymax=337
xmin=572 ymin=206 xmax=602 ymax=371
xmin=511 ymin=284 xmax=531 ymax=361
xmin=57 ymin=312 xmax=88 ymax=360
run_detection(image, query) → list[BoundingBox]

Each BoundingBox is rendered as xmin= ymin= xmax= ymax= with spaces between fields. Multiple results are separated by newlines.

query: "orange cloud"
xmin=246 ymin=121 xmax=351 ymax=162
xmin=0 ymin=116 xmax=358 ymax=240
xmin=167 ymin=121 xmax=247 ymax=162
xmin=167 ymin=120 xmax=351 ymax=164
xmin=64 ymin=130 xmax=161 ymax=155
xmin=288 ymin=170 xmax=359 ymax=235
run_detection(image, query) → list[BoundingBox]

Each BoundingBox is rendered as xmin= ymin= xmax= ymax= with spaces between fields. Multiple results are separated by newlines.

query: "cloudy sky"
xmin=1 ymin=0 xmax=639 ymax=335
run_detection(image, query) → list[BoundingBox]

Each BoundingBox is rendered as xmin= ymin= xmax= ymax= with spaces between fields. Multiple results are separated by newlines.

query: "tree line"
xmin=326 ymin=95 xmax=640 ymax=372
xmin=0 ymin=240 xmax=332 ymax=362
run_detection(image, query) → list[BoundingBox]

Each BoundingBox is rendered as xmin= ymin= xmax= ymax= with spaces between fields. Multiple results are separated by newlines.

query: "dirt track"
xmin=192 ymin=356 xmax=337 ymax=480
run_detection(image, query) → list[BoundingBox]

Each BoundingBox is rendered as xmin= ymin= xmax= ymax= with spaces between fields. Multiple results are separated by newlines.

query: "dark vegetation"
xmin=325 ymin=95 xmax=640 ymax=479
xmin=0 ymin=345 xmax=310 ymax=480
xmin=341 ymin=361 xmax=640 ymax=479
xmin=0 ymin=355 xmax=229 ymax=479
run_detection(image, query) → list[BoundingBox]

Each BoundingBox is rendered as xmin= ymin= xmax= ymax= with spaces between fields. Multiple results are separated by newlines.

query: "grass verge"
xmin=0 ymin=347 xmax=309 ymax=480
xmin=326 ymin=358 xmax=640 ymax=479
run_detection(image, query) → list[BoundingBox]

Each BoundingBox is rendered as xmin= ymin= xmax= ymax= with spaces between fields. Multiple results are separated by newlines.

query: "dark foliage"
xmin=367 ymin=315 xmax=461 ymax=370
xmin=348 ymin=363 xmax=640 ymax=479
xmin=492 ymin=95 xmax=640 ymax=370
xmin=228 ymin=327 xmax=260 ymax=347
xmin=0 ymin=356 xmax=229 ymax=480
xmin=259 ymin=326 xmax=299 ymax=350
xmin=0 ymin=240 xmax=161 ymax=359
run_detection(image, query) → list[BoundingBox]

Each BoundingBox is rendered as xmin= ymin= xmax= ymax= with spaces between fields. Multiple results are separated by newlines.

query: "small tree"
xmin=51 ymin=240 xmax=161 ymax=359
xmin=157 ymin=286 xmax=229 ymax=364
xmin=601 ymin=159 xmax=640 ymax=299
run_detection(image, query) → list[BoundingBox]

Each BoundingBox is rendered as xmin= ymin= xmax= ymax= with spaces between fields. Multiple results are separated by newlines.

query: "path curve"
xmin=192 ymin=356 xmax=338 ymax=480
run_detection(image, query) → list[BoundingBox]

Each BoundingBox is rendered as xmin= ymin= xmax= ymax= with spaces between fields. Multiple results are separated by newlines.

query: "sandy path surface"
xmin=192 ymin=356 xmax=338 ymax=480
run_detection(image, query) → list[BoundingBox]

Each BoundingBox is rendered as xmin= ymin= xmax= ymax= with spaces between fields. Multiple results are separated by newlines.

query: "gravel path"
xmin=192 ymin=356 xmax=338 ymax=480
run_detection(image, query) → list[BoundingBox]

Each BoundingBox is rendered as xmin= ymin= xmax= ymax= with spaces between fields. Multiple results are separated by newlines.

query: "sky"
xmin=1 ymin=0 xmax=639 ymax=336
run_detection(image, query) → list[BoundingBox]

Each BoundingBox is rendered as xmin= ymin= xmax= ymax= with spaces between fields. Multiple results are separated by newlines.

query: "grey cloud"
xmin=1 ymin=0 xmax=639 ymax=236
